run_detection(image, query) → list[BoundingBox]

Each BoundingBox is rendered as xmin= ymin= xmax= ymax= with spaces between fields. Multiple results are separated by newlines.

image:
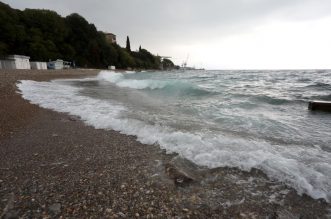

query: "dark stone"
xmin=165 ymin=156 xmax=202 ymax=186
xmin=3 ymin=210 xmax=19 ymax=219
xmin=69 ymin=116 xmax=79 ymax=121
xmin=308 ymin=101 xmax=331 ymax=112
xmin=49 ymin=203 xmax=61 ymax=214
xmin=266 ymin=211 xmax=278 ymax=219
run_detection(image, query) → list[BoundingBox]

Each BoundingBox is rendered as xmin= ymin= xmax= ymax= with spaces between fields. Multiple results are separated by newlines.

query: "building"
xmin=0 ymin=55 xmax=30 ymax=70
xmin=47 ymin=59 xmax=64 ymax=70
xmin=63 ymin=61 xmax=72 ymax=69
xmin=30 ymin=62 xmax=47 ymax=70
xmin=108 ymin=65 xmax=116 ymax=70
xmin=104 ymin=32 xmax=116 ymax=44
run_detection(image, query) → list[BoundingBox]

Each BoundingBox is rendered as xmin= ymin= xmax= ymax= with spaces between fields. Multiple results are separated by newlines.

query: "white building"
xmin=47 ymin=59 xmax=64 ymax=70
xmin=30 ymin=62 xmax=47 ymax=70
xmin=0 ymin=55 xmax=31 ymax=70
xmin=63 ymin=61 xmax=71 ymax=69
xmin=104 ymin=32 xmax=116 ymax=44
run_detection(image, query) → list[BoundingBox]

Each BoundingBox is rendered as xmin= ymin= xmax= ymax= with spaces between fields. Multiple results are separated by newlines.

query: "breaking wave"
xmin=305 ymin=82 xmax=331 ymax=90
xmin=97 ymin=70 xmax=211 ymax=96
xmin=17 ymin=77 xmax=331 ymax=203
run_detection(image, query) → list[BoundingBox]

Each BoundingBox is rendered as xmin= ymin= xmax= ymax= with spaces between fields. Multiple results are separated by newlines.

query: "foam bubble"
xmin=97 ymin=70 xmax=124 ymax=83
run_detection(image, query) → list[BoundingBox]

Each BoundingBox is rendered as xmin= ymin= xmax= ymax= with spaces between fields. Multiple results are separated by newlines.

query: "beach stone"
xmin=266 ymin=212 xmax=278 ymax=219
xmin=118 ymin=212 xmax=126 ymax=217
xmin=3 ymin=210 xmax=19 ymax=219
xmin=1 ymin=193 xmax=16 ymax=219
xmin=276 ymin=209 xmax=302 ymax=219
xmin=165 ymin=156 xmax=201 ymax=186
xmin=49 ymin=203 xmax=61 ymax=214
xmin=68 ymin=116 xmax=79 ymax=121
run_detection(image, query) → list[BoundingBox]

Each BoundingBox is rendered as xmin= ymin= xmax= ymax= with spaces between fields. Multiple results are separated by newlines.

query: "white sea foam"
xmin=17 ymin=76 xmax=331 ymax=203
xmin=96 ymin=71 xmax=207 ymax=94
xmin=97 ymin=70 xmax=124 ymax=83
xmin=125 ymin=70 xmax=136 ymax=74
xmin=117 ymin=79 xmax=170 ymax=90
xmin=97 ymin=70 xmax=172 ymax=90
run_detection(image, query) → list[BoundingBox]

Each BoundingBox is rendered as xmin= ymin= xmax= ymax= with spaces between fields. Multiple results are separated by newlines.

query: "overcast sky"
xmin=4 ymin=0 xmax=331 ymax=69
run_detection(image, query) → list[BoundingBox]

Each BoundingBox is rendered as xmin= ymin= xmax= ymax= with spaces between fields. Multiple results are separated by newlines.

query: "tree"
xmin=126 ymin=36 xmax=131 ymax=52
xmin=162 ymin=58 xmax=175 ymax=70
xmin=0 ymin=42 xmax=8 ymax=58
xmin=0 ymin=2 xmax=163 ymax=70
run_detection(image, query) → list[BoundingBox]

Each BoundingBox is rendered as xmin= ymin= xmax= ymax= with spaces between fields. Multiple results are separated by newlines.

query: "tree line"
xmin=0 ymin=2 xmax=175 ymax=69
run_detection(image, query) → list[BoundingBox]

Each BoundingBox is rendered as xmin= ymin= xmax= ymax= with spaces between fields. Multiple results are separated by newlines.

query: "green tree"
xmin=0 ymin=2 xmax=164 ymax=70
xmin=118 ymin=48 xmax=135 ymax=68
xmin=126 ymin=36 xmax=131 ymax=52
xmin=162 ymin=58 xmax=175 ymax=70
xmin=0 ymin=42 xmax=7 ymax=58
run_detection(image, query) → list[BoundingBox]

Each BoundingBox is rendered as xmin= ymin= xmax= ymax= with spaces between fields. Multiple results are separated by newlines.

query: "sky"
xmin=3 ymin=0 xmax=331 ymax=69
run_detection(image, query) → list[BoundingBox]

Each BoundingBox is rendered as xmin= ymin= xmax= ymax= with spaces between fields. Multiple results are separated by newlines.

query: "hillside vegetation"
xmin=0 ymin=2 xmax=174 ymax=69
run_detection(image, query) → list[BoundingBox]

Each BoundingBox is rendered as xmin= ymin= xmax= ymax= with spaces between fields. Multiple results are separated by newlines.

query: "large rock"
xmin=308 ymin=101 xmax=331 ymax=112
xmin=165 ymin=156 xmax=203 ymax=186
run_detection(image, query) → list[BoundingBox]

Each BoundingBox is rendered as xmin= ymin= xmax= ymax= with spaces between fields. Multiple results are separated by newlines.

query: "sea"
xmin=18 ymin=69 xmax=331 ymax=202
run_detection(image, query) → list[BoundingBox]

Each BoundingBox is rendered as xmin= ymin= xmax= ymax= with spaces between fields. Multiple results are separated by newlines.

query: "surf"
xmin=17 ymin=69 xmax=331 ymax=203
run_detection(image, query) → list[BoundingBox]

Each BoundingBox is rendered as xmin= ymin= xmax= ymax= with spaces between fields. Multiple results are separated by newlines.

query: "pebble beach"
xmin=0 ymin=69 xmax=330 ymax=218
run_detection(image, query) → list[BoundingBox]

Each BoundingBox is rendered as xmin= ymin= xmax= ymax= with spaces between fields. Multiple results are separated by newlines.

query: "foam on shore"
xmin=17 ymin=77 xmax=331 ymax=203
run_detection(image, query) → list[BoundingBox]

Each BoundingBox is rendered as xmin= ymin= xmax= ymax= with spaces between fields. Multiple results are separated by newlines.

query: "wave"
xmin=230 ymin=93 xmax=296 ymax=105
xmin=251 ymin=95 xmax=293 ymax=105
xmin=305 ymin=82 xmax=331 ymax=90
xmin=97 ymin=70 xmax=211 ymax=96
xmin=296 ymin=78 xmax=312 ymax=83
xmin=310 ymin=94 xmax=331 ymax=101
xmin=125 ymin=70 xmax=136 ymax=74
xmin=17 ymin=79 xmax=331 ymax=203
xmin=97 ymin=70 xmax=124 ymax=83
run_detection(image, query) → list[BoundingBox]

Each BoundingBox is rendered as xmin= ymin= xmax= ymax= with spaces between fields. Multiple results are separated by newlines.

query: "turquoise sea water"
xmin=18 ymin=69 xmax=331 ymax=201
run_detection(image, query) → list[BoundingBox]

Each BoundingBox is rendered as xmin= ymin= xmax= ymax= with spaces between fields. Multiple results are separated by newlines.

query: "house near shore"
xmin=47 ymin=59 xmax=72 ymax=70
xmin=0 ymin=55 xmax=30 ymax=70
xmin=30 ymin=61 xmax=47 ymax=70
xmin=47 ymin=59 xmax=64 ymax=70
xmin=104 ymin=32 xmax=116 ymax=44
xmin=108 ymin=65 xmax=116 ymax=70
xmin=63 ymin=61 xmax=72 ymax=69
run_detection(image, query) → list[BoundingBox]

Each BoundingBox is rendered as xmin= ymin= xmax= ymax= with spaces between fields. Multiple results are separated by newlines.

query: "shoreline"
xmin=0 ymin=69 xmax=330 ymax=218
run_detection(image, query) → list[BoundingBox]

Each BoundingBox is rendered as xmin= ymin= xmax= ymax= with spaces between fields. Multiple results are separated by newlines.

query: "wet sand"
xmin=0 ymin=69 xmax=330 ymax=218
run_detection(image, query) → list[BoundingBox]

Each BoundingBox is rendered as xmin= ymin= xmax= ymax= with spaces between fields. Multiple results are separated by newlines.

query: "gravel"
xmin=0 ymin=69 xmax=330 ymax=218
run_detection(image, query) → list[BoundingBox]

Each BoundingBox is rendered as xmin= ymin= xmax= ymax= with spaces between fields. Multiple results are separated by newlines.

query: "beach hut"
xmin=0 ymin=55 xmax=30 ymax=70
xmin=0 ymin=60 xmax=15 ymax=69
xmin=30 ymin=62 xmax=47 ymax=70
xmin=47 ymin=59 xmax=64 ymax=70
xmin=63 ymin=61 xmax=72 ymax=69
